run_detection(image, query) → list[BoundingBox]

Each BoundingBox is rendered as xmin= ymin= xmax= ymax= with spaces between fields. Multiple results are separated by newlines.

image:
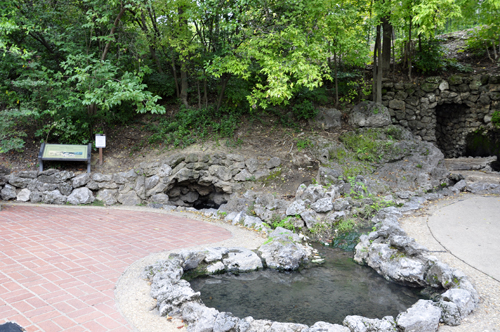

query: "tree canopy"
xmin=0 ymin=0 xmax=496 ymax=151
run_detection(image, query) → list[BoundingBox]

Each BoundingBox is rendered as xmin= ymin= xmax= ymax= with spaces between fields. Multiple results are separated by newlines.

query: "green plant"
xmin=492 ymin=111 xmax=500 ymax=128
xmin=0 ymin=109 xmax=30 ymax=153
xmin=296 ymin=138 xmax=313 ymax=151
xmin=271 ymin=216 xmax=296 ymax=232
xmin=149 ymin=105 xmax=242 ymax=148
xmin=416 ymin=164 xmax=422 ymax=168
xmin=292 ymin=100 xmax=318 ymax=120
xmin=337 ymin=218 xmax=356 ymax=233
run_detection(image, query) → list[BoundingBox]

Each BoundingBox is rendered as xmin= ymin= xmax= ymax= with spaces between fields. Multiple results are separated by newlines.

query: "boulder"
xmin=1 ymin=184 xmax=17 ymax=200
xmin=396 ymin=300 xmax=441 ymax=332
xmin=311 ymin=197 xmax=334 ymax=213
xmin=300 ymin=209 xmax=321 ymax=229
xmin=266 ymin=157 xmax=281 ymax=169
xmin=149 ymin=193 xmax=169 ymax=204
xmin=223 ymin=248 xmax=263 ymax=272
xmin=96 ymin=189 xmax=118 ymax=205
xmin=349 ymin=101 xmax=391 ymax=128
xmin=16 ymin=189 xmax=31 ymax=202
xmin=258 ymin=228 xmax=308 ymax=270
xmin=117 ymin=192 xmax=142 ymax=205
xmin=245 ymin=158 xmax=259 ymax=173
xmin=67 ymin=187 xmax=94 ymax=205
xmin=306 ymin=321 xmax=350 ymax=332
xmin=42 ymin=190 xmax=67 ymax=204
xmin=38 ymin=170 xmax=74 ymax=184
xmin=309 ymin=107 xmax=342 ymax=131
xmin=343 ymin=315 xmax=396 ymax=332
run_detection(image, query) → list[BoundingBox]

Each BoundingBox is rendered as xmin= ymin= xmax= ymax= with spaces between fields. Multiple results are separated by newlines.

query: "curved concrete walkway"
xmin=427 ymin=195 xmax=500 ymax=282
xmin=0 ymin=204 xmax=232 ymax=332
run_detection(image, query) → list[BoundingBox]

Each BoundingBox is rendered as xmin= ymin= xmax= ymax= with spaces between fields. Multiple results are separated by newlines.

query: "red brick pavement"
xmin=0 ymin=205 xmax=232 ymax=331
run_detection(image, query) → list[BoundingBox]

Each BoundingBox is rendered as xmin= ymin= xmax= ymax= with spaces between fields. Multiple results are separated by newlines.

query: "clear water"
xmin=189 ymin=245 xmax=424 ymax=325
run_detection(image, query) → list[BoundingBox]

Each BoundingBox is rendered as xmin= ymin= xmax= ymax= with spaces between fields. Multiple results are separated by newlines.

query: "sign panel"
xmin=42 ymin=144 xmax=88 ymax=160
xmin=95 ymin=134 xmax=106 ymax=148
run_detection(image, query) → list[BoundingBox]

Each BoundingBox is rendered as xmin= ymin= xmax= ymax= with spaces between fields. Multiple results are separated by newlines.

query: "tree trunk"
xmin=101 ymin=4 xmax=126 ymax=62
xmin=372 ymin=34 xmax=378 ymax=102
xmin=376 ymin=25 xmax=383 ymax=104
xmin=381 ymin=17 xmax=392 ymax=74
xmin=216 ymin=74 xmax=230 ymax=111
xmin=408 ymin=16 xmax=413 ymax=80
xmin=334 ymin=50 xmax=339 ymax=108
xmin=197 ymin=80 xmax=201 ymax=109
xmin=171 ymin=51 xmax=180 ymax=98
xmin=180 ymin=65 xmax=189 ymax=107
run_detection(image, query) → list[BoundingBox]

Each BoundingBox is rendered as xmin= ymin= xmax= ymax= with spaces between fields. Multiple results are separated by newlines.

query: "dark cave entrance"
xmin=465 ymin=129 xmax=500 ymax=171
xmin=166 ymin=181 xmax=229 ymax=210
xmin=435 ymin=103 xmax=470 ymax=158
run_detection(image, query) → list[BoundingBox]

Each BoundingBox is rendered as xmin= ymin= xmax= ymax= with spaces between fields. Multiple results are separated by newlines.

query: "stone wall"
xmin=382 ymin=74 xmax=500 ymax=157
xmin=0 ymin=153 xmax=282 ymax=207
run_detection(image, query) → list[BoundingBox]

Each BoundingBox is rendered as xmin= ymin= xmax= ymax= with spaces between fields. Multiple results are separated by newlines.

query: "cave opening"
xmin=166 ymin=181 xmax=229 ymax=210
xmin=465 ymin=129 xmax=500 ymax=171
xmin=435 ymin=103 xmax=469 ymax=158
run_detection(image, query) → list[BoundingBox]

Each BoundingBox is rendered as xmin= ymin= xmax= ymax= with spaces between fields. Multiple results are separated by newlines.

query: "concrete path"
xmin=0 ymin=204 xmax=231 ymax=332
xmin=427 ymin=195 xmax=500 ymax=281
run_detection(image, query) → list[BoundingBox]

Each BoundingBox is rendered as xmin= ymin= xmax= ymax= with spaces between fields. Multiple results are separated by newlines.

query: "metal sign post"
xmin=95 ymin=134 xmax=106 ymax=165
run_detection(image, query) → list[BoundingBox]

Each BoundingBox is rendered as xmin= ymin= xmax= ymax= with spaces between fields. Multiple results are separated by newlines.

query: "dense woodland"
xmin=1 ymin=0 xmax=499 ymax=154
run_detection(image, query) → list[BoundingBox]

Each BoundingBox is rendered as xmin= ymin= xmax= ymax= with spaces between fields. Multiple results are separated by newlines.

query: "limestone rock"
xmin=349 ymin=101 xmax=391 ymax=128
xmin=300 ymin=209 xmax=320 ymax=229
xmin=149 ymin=193 xmax=169 ymax=204
xmin=286 ymin=199 xmax=307 ymax=216
xmin=396 ymin=300 xmax=441 ymax=332
xmin=8 ymin=176 xmax=33 ymax=188
xmin=38 ymin=170 xmax=74 ymax=184
xmin=309 ymin=107 xmax=342 ymax=131
xmin=343 ymin=315 xmax=396 ymax=332
xmin=67 ymin=187 xmax=94 ymax=205
xmin=306 ymin=321 xmax=350 ymax=332
xmin=1 ymin=184 xmax=17 ymax=200
xmin=117 ymin=192 xmax=141 ymax=205
xmin=223 ymin=248 xmax=263 ymax=272
xmin=258 ymin=228 xmax=307 ymax=270
xmin=181 ymin=302 xmax=219 ymax=332
xmin=234 ymin=169 xmax=252 ymax=181
xmin=440 ymin=288 xmax=475 ymax=318
xmin=96 ymin=189 xmax=118 ymax=205
xmin=16 ymin=188 xmax=31 ymax=202
xmin=299 ymin=184 xmax=325 ymax=203
xmin=58 ymin=182 xmax=73 ymax=196
xmin=42 ymin=190 xmax=67 ymax=204
xmin=245 ymin=158 xmax=259 ymax=173
xmin=92 ymin=173 xmax=112 ymax=182
xmin=72 ymin=173 xmax=90 ymax=188
xmin=266 ymin=157 xmax=281 ymax=169
xmin=311 ymin=197 xmax=333 ymax=213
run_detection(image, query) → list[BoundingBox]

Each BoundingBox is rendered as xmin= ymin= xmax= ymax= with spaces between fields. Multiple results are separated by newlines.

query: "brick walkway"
xmin=0 ymin=205 xmax=232 ymax=331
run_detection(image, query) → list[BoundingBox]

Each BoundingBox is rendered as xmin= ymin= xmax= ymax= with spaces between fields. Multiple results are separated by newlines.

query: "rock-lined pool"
xmin=189 ymin=245 xmax=424 ymax=325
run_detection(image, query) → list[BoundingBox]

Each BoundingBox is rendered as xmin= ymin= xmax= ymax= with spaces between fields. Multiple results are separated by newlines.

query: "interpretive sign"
xmin=38 ymin=143 xmax=92 ymax=173
xmin=95 ymin=134 xmax=106 ymax=148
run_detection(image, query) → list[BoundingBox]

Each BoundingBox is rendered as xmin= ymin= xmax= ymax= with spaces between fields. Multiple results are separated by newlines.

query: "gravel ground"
xmin=400 ymin=193 xmax=500 ymax=332
xmin=114 ymin=209 xmax=267 ymax=332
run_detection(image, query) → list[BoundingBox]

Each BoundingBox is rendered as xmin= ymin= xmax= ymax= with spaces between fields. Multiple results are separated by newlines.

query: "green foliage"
xmin=143 ymin=72 xmax=176 ymax=99
xmin=149 ymin=106 xmax=241 ymax=148
xmin=0 ymin=109 xmax=31 ymax=153
xmin=292 ymin=100 xmax=318 ymax=121
xmin=296 ymin=138 xmax=313 ymax=151
xmin=271 ymin=216 xmax=297 ymax=232
xmin=492 ymin=111 xmax=500 ymax=128
xmin=337 ymin=218 xmax=356 ymax=233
